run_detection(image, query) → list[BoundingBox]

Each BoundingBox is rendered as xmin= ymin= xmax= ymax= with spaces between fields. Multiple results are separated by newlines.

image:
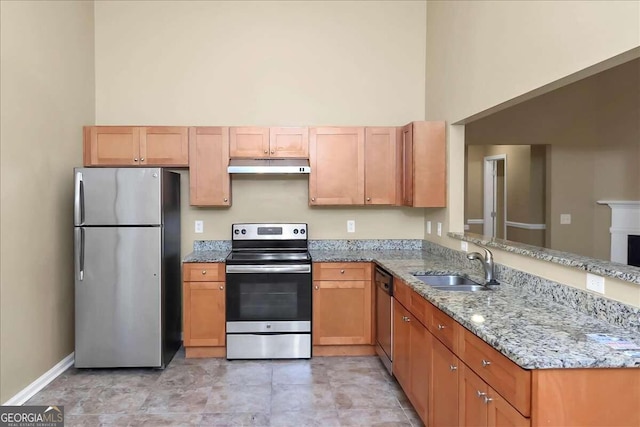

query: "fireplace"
xmin=629 ymin=235 xmax=640 ymax=268
xmin=598 ymin=201 xmax=640 ymax=265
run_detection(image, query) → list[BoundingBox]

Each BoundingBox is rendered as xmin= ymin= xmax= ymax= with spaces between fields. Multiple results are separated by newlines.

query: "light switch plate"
xmin=347 ymin=220 xmax=355 ymax=233
xmin=560 ymin=214 xmax=572 ymax=225
xmin=195 ymin=220 xmax=204 ymax=233
xmin=437 ymin=222 xmax=442 ymax=237
xmin=426 ymin=221 xmax=432 ymax=234
xmin=586 ymin=273 xmax=605 ymax=294
xmin=461 ymin=241 xmax=468 ymax=252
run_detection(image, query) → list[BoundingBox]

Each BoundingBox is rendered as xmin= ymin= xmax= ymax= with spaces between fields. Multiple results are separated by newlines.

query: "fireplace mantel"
xmin=597 ymin=200 xmax=640 ymax=264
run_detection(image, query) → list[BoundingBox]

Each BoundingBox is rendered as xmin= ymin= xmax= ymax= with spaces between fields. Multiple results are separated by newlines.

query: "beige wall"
xmin=94 ymin=1 xmax=428 ymax=252
xmin=0 ymin=1 xmax=95 ymax=403
xmin=425 ymin=0 xmax=640 ymax=306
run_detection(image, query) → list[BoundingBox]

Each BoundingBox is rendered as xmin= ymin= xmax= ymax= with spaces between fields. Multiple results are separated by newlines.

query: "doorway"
xmin=483 ymin=155 xmax=507 ymax=239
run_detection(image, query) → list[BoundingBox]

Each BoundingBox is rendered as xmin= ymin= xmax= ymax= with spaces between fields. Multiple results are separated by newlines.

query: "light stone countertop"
xmin=183 ymin=250 xmax=229 ymax=263
xmin=311 ymin=249 xmax=640 ymax=370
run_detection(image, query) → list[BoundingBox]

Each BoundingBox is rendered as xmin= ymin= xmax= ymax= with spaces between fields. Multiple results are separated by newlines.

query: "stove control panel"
xmin=231 ymin=223 xmax=308 ymax=240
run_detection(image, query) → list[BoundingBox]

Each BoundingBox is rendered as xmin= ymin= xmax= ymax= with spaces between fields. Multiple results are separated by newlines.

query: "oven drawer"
xmin=226 ymin=334 xmax=311 ymax=359
xmin=184 ymin=263 xmax=224 ymax=282
xmin=313 ymin=262 xmax=372 ymax=281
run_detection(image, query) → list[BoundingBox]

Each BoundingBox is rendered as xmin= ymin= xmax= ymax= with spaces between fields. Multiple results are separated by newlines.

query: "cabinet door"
xmin=313 ymin=280 xmax=372 ymax=345
xmin=393 ymin=300 xmax=412 ymax=392
xmin=410 ymin=318 xmax=431 ymax=423
xmin=488 ymin=398 xmax=530 ymax=427
xmin=270 ymin=127 xmax=309 ymax=158
xmin=412 ymin=121 xmax=446 ymax=207
xmin=183 ymin=281 xmax=225 ymax=347
xmin=401 ymin=123 xmax=413 ymax=206
xmin=460 ymin=364 xmax=489 ymax=427
xmin=309 ymin=127 xmax=365 ymax=205
xmin=84 ymin=126 xmax=140 ymax=166
xmin=229 ymin=127 xmax=270 ymax=158
xmin=139 ymin=127 xmax=189 ymax=166
xmin=188 ymin=127 xmax=231 ymax=206
xmin=364 ymin=127 xmax=398 ymax=205
xmin=430 ymin=335 xmax=459 ymax=427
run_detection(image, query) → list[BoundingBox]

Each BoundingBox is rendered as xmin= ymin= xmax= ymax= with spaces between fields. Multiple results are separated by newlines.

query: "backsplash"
xmin=423 ymin=240 xmax=640 ymax=333
xmin=193 ymin=240 xmax=231 ymax=251
xmin=308 ymin=239 xmax=423 ymax=251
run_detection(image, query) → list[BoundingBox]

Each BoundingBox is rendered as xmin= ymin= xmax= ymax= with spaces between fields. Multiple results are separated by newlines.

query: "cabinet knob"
xmin=340 ymin=269 xmax=345 ymax=274
xmin=219 ymin=285 xmax=224 ymax=290
xmin=224 ymin=198 xmax=228 ymax=202
xmin=311 ymin=198 xmax=315 ymax=202
xmin=202 ymin=270 xmax=207 ymax=275
xmin=449 ymin=365 xmax=457 ymax=371
xmin=140 ymin=158 xmax=145 ymax=161
xmin=476 ymin=390 xmax=487 ymax=398
xmin=314 ymin=285 xmax=319 ymax=290
xmin=437 ymin=324 xmax=446 ymax=330
xmin=264 ymin=150 xmax=268 ymax=154
xmin=366 ymin=197 xmax=371 ymax=202
xmin=270 ymin=150 xmax=274 ymax=154
xmin=483 ymin=396 xmax=493 ymax=404
xmin=134 ymin=158 xmax=138 ymax=162
xmin=481 ymin=359 xmax=491 ymax=367
xmin=402 ymin=316 xmax=410 ymax=322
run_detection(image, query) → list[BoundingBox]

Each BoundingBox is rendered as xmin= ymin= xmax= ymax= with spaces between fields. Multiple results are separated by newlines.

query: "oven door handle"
xmin=226 ymin=264 xmax=311 ymax=274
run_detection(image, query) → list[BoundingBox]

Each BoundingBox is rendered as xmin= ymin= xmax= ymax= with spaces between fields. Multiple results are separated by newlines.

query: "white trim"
xmin=506 ymin=221 xmax=546 ymax=230
xmin=464 ymin=224 xmax=470 ymax=230
xmin=2 ymin=353 xmax=74 ymax=406
xmin=483 ymin=155 xmax=507 ymax=239
xmin=597 ymin=200 xmax=640 ymax=264
xmin=467 ymin=219 xmax=485 ymax=225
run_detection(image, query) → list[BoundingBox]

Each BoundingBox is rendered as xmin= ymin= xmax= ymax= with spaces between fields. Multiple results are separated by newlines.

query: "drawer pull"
xmin=219 ymin=285 xmax=224 ymax=290
xmin=437 ymin=324 xmax=446 ymax=330
xmin=340 ymin=269 xmax=345 ymax=274
xmin=477 ymin=390 xmax=487 ymax=398
xmin=202 ymin=270 xmax=207 ymax=275
xmin=484 ymin=395 xmax=493 ymax=404
xmin=449 ymin=365 xmax=457 ymax=371
xmin=402 ymin=316 xmax=410 ymax=322
xmin=482 ymin=359 xmax=491 ymax=367
xmin=314 ymin=285 xmax=319 ymax=290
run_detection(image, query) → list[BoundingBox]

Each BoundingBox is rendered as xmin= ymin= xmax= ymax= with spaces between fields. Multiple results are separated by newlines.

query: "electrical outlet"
xmin=586 ymin=273 xmax=605 ymax=294
xmin=461 ymin=241 xmax=468 ymax=252
xmin=437 ymin=222 xmax=442 ymax=237
xmin=426 ymin=221 xmax=432 ymax=234
xmin=347 ymin=220 xmax=355 ymax=233
xmin=195 ymin=220 xmax=204 ymax=233
xmin=560 ymin=214 xmax=572 ymax=225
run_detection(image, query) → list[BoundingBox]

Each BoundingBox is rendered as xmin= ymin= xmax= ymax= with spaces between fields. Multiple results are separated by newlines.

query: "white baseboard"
xmin=2 ymin=353 xmax=74 ymax=406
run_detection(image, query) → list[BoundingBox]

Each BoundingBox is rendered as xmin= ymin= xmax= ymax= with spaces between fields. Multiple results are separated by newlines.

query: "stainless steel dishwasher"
xmin=375 ymin=265 xmax=393 ymax=375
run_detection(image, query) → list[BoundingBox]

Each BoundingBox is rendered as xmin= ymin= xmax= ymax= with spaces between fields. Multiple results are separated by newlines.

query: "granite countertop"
xmin=183 ymin=250 xmax=229 ymax=263
xmin=311 ymin=249 xmax=640 ymax=370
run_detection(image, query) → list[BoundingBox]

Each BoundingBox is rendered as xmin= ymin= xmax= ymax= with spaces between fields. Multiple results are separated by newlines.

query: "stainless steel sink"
xmin=412 ymin=274 xmax=478 ymax=286
xmin=411 ymin=274 xmax=489 ymax=292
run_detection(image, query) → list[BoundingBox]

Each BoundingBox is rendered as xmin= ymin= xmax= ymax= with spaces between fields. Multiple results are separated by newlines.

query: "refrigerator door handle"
xmin=75 ymin=228 xmax=85 ymax=281
xmin=74 ymin=171 xmax=84 ymax=225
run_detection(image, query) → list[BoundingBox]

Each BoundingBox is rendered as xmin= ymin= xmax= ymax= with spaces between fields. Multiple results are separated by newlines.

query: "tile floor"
xmin=25 ymin=350 xmax=423 ymax=426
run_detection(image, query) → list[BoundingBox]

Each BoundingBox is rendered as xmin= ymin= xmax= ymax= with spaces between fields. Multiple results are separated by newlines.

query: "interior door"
xmin=75 ymin=226 xmax=162 ymax=367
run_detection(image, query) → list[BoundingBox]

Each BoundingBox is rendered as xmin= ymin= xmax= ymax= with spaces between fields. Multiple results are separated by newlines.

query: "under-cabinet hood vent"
xmin=228 ymin=159 xmax=311 ymax=174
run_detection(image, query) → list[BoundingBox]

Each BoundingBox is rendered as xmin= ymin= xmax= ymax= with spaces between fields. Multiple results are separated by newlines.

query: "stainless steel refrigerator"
xmin=73 ymin=168 xmax=181 ymax=368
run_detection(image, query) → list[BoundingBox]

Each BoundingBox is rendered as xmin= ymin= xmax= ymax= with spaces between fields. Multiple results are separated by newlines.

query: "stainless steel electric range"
xmin=225 ymin=223 xmax=312 ymax=359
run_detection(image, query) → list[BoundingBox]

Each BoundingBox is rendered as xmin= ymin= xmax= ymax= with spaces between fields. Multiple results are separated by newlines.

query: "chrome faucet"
xmin=467 ymin=247 xmax=499 ymax=285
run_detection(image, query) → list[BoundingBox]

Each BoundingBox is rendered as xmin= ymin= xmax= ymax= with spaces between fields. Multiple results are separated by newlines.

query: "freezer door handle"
xmin=75 ymin=228 xmax=85 ymax=281
xmin=74 ymin=171 xmax=84 ymax=225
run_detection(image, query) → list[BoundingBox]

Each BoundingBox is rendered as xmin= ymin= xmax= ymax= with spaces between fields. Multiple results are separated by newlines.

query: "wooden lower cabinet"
xmin=312 ymin=263 xmax=373 ymax=354
xmin=393 ymin=299 xmax=430 ymax=423
xmin=430 ymin=334 xmax=460 ymax=427
xmin=183 ymin=263 xmax=226 ymax=358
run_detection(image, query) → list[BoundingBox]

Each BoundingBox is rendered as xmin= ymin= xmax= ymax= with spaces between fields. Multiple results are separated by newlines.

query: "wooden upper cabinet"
xmin=229 ymin=127 xmax=270 ymax=158
xmin=309 ymin=127 xmax=365 ymax=205
xmin=270 ymin=127 xmax=309 ymax=158
xmin=84 ymin=126 xmax=140 ymax=166
xmin=230 ymin=127 xmax=309 ymax=158
xmin=83 ymin=126 xmax=188 ymax=167
xmin=401 ymin=121 xmax=446 ymax=207
xmin=140 ymin=126 xmax=189 ymax=166
xmin=364 ymin=127 xmax=399 ymax=205
xmin=188 ymin=127 xmax=231 ymax=207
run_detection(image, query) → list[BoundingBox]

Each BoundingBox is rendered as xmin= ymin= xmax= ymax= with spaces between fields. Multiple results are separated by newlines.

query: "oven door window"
xmin=226 ymin=273 xmax=311 ymax=322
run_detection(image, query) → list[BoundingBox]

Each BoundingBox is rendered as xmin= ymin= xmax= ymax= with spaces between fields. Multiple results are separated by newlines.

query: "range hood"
xmin=228 ymin=159 xmax=311 ymax=174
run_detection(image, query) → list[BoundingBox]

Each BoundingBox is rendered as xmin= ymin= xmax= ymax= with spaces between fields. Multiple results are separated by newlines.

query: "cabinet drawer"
xmin=429 ymin=306 xmax=459 ymax=353
xmin=313 ymin=262 xmax=372 ymax=281
xmin=393 ymin=278 xmax=411 ymax=309
xmin=459 ymin=328 xmax=531 ymax=417
xmin=183 ymin=263 xmax=225 ymax=282
xmin=409 ymin=289 xmax=431 ymax=327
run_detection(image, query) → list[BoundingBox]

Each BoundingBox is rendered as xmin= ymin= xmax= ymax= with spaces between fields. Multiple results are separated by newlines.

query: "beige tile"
xmin=337 ymin=407 xmax=413 ymax=426
xmin=272 ymin=362 xmax=329 ymax=385
xmin=156 ymin=364 xmax=215 ymax=389
xmin=402 ymin=405 xmax=425 ymax=427
xmin=210 ymin=362 xmax=272 ymax=385
xmin=63 ymin=414 xmax=134 ymax=427
xmin=333 ymin=383 xmax=403 ymax=410
xmin=200 ymin=412 xmax=270 ymax=426
xmin=271 ymin=384 xmax=335 ymax=412
xmin=70 ymin=386 xmax=149 ymax=415
xmin=205 ymin=384 xmax=271 ymax=413
xmin=269 ymin=410 xmax=341 ymax=427
xmin=140 ymin=386 xmax=211 ymax=414
xmin=130 ymin=413 xmax=203 ymax=426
